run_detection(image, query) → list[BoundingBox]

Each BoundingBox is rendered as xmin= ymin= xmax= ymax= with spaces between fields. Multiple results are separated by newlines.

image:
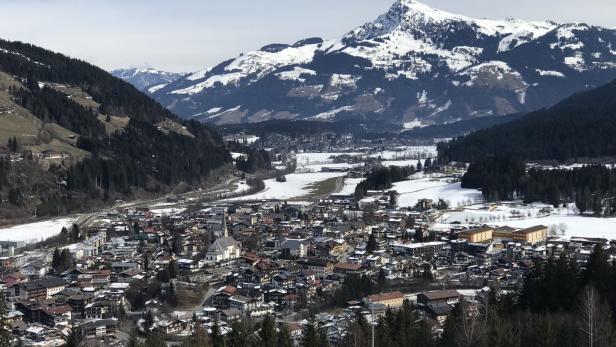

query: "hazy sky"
xmin=1 ymin=0 xmax=615 ymax=73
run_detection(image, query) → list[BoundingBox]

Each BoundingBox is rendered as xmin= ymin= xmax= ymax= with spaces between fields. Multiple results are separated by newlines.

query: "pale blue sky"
xmin=0 ymin=0 xmax=614 ymax=73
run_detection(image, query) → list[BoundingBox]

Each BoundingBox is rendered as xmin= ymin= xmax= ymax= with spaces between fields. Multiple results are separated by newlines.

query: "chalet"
xmin=417 ymin=290 xmax=461 ymax=306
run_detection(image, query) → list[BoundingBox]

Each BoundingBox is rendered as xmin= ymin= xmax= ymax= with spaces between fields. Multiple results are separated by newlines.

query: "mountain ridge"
xmin=130 ymin=0 xmax=616 ymax=127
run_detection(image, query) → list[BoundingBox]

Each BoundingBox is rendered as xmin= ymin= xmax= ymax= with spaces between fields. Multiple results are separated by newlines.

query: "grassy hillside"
xmin=0 ymin=39 xmax=231 ymax=220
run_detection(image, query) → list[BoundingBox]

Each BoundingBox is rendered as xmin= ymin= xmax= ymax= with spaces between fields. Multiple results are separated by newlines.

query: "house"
xmin=334 ymin=262 xmax=363 ymax=276
xmin=10 ymin=277 xmax=67 ymax=301
xmin=229 ymin=295 xmax=261 ymax=315
xmin=157 ymin=319 xmax=187 ymax=335
xmin=392 ymin=241 xmax=446 ymax=257
xmin=20 ymin=260 xmax=49 ymax=278
xmin=280 ymin=239 xmax=310 ymax=258
xmin=205 ymin=237 xmax=242 ymax=263
xmin=301 ymin=258 xmax=334 ymax=278
xmin=418 ymin=290 xmax=461 ymax=306
xmin=80 ymin=319 xmax=119 ymax=339
xmin=177 ymin=258 xmax=199 ymax=272
xmin=365 ymin=291 xmax=405 ymax=309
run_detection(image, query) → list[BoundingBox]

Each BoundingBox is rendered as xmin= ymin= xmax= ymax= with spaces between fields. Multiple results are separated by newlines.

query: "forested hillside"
xmin=438 ymin=79 xmax=616 ymax=163
xmin=0 ymin=39 xmax=231 ymax=219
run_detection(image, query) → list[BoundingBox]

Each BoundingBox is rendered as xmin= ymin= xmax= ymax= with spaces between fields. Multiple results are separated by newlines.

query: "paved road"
xmin=76 ymin=176 xmax=244 ymax=229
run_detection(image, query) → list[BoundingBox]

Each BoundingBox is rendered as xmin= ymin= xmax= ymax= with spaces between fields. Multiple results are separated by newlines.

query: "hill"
xmin=143 ymin=0 xmax=616 ymax=128
xmin=0 ymin=39 xmax=230 ymax=220
xmin=438 ymin=78 xmax=616 ymax=163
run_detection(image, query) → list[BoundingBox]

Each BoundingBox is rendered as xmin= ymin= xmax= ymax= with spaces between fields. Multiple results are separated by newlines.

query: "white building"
xmin=205 ymin=237 xmax=241 ymax=263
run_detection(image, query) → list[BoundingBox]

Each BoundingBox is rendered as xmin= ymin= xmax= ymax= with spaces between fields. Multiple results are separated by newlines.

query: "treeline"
xmin=462 ymin=157 xmax=616 ymax=214
xmin=438 ymin=79 xmax=616 ymax=163
xmin=64 ymin=119 xmax=230 ymax=199
xmin=354 ymin=166 xmax=415 ymax=200
xmin=0 ymin=157 xmax=9 ymax=190
xmin=0 ymin=38 xmax=174 ymax=123
xmin=235 ymin=149 xmax=271 ymax=173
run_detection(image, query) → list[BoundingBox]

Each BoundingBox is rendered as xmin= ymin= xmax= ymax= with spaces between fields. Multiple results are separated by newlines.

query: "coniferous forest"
xmin=461 ymin=157 xmax=616 ymax=214
xmin=0 ymin=39 xmax=231 ymax=216
xmin=438 ymin=79 xmax=616 ymax=163
xmin=354 ymin=166 xmax=416 ymax=200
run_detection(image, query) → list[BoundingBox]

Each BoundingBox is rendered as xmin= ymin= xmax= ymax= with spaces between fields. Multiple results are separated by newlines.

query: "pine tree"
xmin=0 ymin=292 xmax=10 ymax=347
xmin=277 ymin=324 xmax=294 ymax=347
xmin=168 ymin=260 xmax=178 ymax=279
xmin=64 ymin=326 xmax=82 ymax=347
xmin=259 ymin=314 xmax=277 ymax=347
xmin=229 ymin=319 xmax=251 ymax=347
xmin=166 ymin=281 xmax=178 ymax=306
xmin=144 ymin=310 xmax=155 ymax=332
xmin=301 ymin=317 xmax=319 ymax=347
xmin=366 ymin=233 xmax=377 ymax=253
xmin=52 ymin=248 xmax=61 ymax=271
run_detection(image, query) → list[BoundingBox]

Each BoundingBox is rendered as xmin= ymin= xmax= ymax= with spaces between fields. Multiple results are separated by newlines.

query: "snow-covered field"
xmin=229 ymin=172 xmax=345 ymax=201
xmin=434 ymin=201 xmax=616 ymax=239
xmin=392 ymin=174 xmax=483 ymax=208
xmin=494 ymin=216 xmax=616 ymax=239
xmin=339 ymin=178 xmax=364 ymax=195
xmin=0 ymin=218 xmax=76 ymax=244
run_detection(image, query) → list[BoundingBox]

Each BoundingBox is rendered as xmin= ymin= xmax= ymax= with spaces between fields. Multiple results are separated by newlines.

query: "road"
xmin=75 ymin=175 xmax=244 ymax=229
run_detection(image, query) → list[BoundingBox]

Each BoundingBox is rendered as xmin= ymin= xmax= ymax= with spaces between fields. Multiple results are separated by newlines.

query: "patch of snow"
xmin=536 ymin=69 xmax=566 ymax=78
xmin=275 ymin=67 xmax=317 ymax=82
xmin=564 ymin=53 xmax=586 ymax=71
xmin=147 ymin=83 xmax=167 ymax=93
xmin=0 ymin=218 xmax=76 ymax=244
xmin=310 ymin=106 xmax=354 ymax=120
xmin=229 ymin=172 xmax=346 ymax=201
xmin=186 ymin=67 xmax=212 ymax=81
xmin=403 ymin=119 xmax=424 ymax=129
xmin=329 ymin=74 xmax=360 ymax=89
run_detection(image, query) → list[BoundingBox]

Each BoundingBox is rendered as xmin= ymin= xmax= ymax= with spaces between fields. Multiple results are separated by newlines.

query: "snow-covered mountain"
xmin=111 ymin=68 xmax=185 ymax=93
xmin=150 ymin=0 xmax=616 ymax=127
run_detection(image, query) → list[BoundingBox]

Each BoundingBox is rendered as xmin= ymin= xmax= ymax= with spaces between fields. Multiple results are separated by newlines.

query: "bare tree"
xmin=578 ymin=286 xmax=616 ymax=347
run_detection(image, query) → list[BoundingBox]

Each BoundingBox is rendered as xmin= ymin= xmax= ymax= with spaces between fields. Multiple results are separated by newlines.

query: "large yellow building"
xmin=366 ymin=291 xmax=405 ymax=309
xmin=459 ymin=227 xmax=493 ymax=243
xmin=513 ymin=225 xmax=548 ymax=244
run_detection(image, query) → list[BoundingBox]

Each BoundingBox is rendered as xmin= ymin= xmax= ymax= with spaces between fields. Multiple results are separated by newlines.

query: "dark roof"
xmin=427 ymin=303 xmax=453 ymax=315
xmin=420 ymin=290 xmax=461 ymax=301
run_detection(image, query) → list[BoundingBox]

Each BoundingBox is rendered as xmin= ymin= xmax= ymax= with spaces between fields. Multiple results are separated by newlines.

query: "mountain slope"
xmin=149 ymin=0 xmax=616 ymax=127
xmin=111 ymin=67 xmax=184 ymax=93
xmin=0 ymin=39 xmax=230 ymax=220
xmin=438 ymin=78 xmax=616 ymax=163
